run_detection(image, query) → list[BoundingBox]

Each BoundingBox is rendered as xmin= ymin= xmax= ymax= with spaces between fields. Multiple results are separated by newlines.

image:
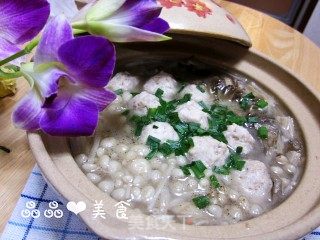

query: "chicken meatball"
xmin=128 ymin=91 xmax=160 ymax=116
xmin=143 ymin=72 xmax=179 ymax=100
xmin=108 ymin=72 xmax=139 ymax=92
xmin=178 ymin=84 xmax=211 ymax=103
xmin=176 ymin=101 xmax=210 ymax=129
xmin=224 ymin=124 xmax=255 ymax=154
xmin=187 ymin=136 xmax=229 ymax=167
xmin=229 ymin=160 xmax=272 ymax=204
xmin=140 ymin=122 xmax=179 ymax=144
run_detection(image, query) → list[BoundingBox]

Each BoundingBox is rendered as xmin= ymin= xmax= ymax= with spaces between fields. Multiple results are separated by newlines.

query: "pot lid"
xmin=159 ymin=0 xmax=252 ymax=47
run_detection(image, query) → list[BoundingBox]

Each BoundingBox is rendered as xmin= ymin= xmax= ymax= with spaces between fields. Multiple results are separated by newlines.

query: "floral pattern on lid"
xmin=158 ymin=0 xmax=212 ymax=18
xmin=159 ymin=0 xmax=252 ymax=46
xmin=158 ymin=0 xmax=184 ymax=9
xmin=185 ymin=0 xmax=212 ymax=18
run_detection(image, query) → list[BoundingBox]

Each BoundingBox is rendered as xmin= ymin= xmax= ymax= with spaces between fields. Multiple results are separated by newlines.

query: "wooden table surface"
xmin=1 ymin=0 xmax=320 ymax=233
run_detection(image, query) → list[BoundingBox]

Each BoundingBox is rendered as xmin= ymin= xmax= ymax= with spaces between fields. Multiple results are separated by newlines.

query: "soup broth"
xmin=73 ymin=59 xmax=304 ymax=225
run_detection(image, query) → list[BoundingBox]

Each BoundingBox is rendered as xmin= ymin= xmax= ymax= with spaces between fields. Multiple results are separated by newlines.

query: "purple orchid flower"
xmin=47 ymin=0 xmax=79 ymax=19
xmin=72 ymin=0 xmax=170 ymax=42
xmin=12 ymin=16 xmax=116 ymax=136
xmin=0 ymin=0 xmax=50 ymax=63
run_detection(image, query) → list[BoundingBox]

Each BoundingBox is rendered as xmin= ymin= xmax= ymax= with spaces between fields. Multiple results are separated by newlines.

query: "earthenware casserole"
xmin=28 ymin=1 xmax=320 ymax=240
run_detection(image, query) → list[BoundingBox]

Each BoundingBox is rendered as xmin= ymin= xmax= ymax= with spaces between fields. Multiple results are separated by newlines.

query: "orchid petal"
xmin=39 ymin=91 xmax=99 ymax=136
xmin=141 ymin=18 xmax=170 ymax=34
xmin=0 ymin=0 xmax=50 ymax=44
xmin=21 ymin=62 xmax=65 ymax=99
xmin=0 ymin=38 xmax=25 ymax=65
xmin=107 ymin=0 xmax=161 ymax=28
xmin=87 ymin=21 xmax=171 ymax=42
xmin=58 ymin=36 xmax=115 ymax=88
xmin=79 ymin=88 xmax=116 ymax=111
xmin=35 ymin=15 xmax=73 ymax=66
xmin=12 ymin=91 xmax=42 ymax=131
xmin=86 ymin=0 xmax=126 ymax=21
xmin=47 ymin=0 xmax=79 ymax=19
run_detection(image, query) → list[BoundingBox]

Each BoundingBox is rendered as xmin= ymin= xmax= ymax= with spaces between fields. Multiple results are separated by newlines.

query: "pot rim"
xmin=28 ymin=42 xmax=320 ymax=240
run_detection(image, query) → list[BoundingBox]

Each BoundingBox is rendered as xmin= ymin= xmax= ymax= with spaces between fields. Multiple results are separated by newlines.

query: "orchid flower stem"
xmin=73 ymin=28 xmax=87 ymax=35
xmin=0 ymin=69 xmax=22 ymax=79
xmin=0 ymin=37 xmax=40 ymax=67
xmin=0 ymin=28 xmax=87 ymax=68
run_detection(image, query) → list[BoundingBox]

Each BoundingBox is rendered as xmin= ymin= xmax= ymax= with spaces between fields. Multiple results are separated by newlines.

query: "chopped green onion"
xmin=114 ymin=89 xmax=124 ymax=95
xmin=146 ymin=136 xmax=161 ymax=149
xmin=145 ymin=136 xmax=161 ymax=160
xmin=180 ymin=165 xmax=191 ymax=176
xmin=231 ymin=158 xmax=246 ymax=171
xmin=155 ymin=88 xmax=164 ymax=98
xmin=209 ymin=175 xmax=220 ymax=188
xmin=177 ymin=83 xmax=186 ymax=93
xmin=239 ymin=92 xmax=255 ymax=110
xmin=247 ymin=116 xmax=259 ymax=124
xmin=196 ymin=84 xmax=205 ymax=93
xmin=213 ymin=166 xmax=230 ymax=175
xmin=193 ymin=160 xmax=207 ymax=173
xmin=198 ymin=101 xmax=210 ymax=113
xmin=192 ymin=196 xmax=210 ymax=209
xmin=181 ymin=160 xmax=206 ymax=179
xmin=244 ymin=92 xmax=255 ymax=99
xmin=145 ymin=149 xmax=158 ymax=160
xmin=130 ymin=115 xmax=151 ymax=136
xmin=256 ymin=99 xmax=268 ymax=109
xmin=159 ymin=142 xmax=174 ymax=156
xmin=131 ymin=92 xmax=139 ymax=96
xmin=174 ymin=137 xmax=194 ymax=156
xmin=208 ymin=130 xmax=228 ymax=144
xmin=188 ymin=122 xmax=201 ymax=133
xmin=176 ymin=93 xmax=191 ymax=105
xmin=121 ymin=110 xmax=130 ymax=116
xmin=236 ymin=146 xmax=243 ymax=154
xmin=258 ymin=126 xmax=268 ymax=139
xmin=189 ymin=164 xmax=205 ymax=179
xmin=173 ymin=122 xmax=189 ymax=136
xmin=213 ymin=152 xmax=246 ymax=175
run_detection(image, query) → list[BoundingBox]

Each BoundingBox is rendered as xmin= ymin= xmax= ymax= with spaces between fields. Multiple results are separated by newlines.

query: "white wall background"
xmin=304 ymin=1 xmax=320 ymax=47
